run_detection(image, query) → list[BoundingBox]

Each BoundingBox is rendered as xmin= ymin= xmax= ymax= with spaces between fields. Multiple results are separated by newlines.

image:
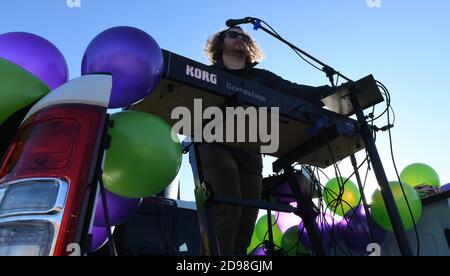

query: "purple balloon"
xmin=339 ymin=205 xmax=387 ymax=254
xmin=94 ymin=189 xmax=142 ymax=227
xmin=298 ymin=213 xmax=339 ymax=251
xmin=0 ymin=32 xmax=68 ymax=90
xmin=442 ymin=183 xmax=450 ymax=191
xmin=91 ymin=226 xmax=115 ymax=252
xmin=81 ymin=26 xmax=163 ymax=108
xmin=251 ymin=246 xmax=269 ymax=256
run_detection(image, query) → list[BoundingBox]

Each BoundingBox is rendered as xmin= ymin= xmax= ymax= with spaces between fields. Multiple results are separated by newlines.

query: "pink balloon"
xmin=276 ymin=203 xmax=302 ymax=233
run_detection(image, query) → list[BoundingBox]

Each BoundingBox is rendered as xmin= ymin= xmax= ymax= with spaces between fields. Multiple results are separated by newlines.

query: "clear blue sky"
xmin=2 ymin=0 xmax=449 ymax=201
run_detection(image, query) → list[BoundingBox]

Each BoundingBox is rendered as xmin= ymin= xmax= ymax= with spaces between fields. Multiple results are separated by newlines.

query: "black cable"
xmin=377 ymin=81 xmax=420 ymax=256
xmin=316 ymin=167 xmax=330 ymax=181
xmin=319 ymin=148 xmax=375 ymax=255
xmin=370 ymin=106 xmax=377 ymax=142
xmin=260 ymin=20 xmax=325 ymax=73
xmin=369 ymin=84 xmax=389 ymax=122
xmin=99 ymin=177 xmax=118 ymax=256
xmin=304 ymin=122 xmax=373 ymax=255
xmin=261 ymin=211 xmax=281 ymax=250
xmin=314 ymin=177 xmax=351 ymax=255
xmin=341 ymin=155 xmax=369 ymax=183
xmin=361 ymin=159 xmax=382 ymax=244
xmin=327 ymin=143 xmax=349 ymax=216
xmin=386 ymin=112 xmax=421 ymax=256
xmin=320 ymin=207 xmax=350 ymax=256
xmin=246 ymin=212 xmax=281 ymax=256
xmin=341 ymin=157 xmax=381 ymax=253
xmin=389 ymin=105 xmax=396 ymax=126
xmin=341 ymin=159 xmax=375 ymax=252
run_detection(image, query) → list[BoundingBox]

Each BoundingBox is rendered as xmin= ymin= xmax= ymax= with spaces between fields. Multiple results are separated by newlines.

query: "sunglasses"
xmin=226 ymin=31 xmax=251 ymax=43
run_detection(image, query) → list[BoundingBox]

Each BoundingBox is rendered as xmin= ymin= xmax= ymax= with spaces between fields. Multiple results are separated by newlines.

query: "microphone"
xmin=225 ymin=17 xmax=255 ymax=27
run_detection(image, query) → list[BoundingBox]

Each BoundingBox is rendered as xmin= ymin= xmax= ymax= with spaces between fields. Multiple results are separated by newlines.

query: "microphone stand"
xmin=249 ymin=19 xmax=351 ymax=86
xmin=249 ymin=18 xmax=414 ymax=256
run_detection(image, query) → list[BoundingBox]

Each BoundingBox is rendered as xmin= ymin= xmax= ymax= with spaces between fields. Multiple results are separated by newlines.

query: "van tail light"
xmin=0 ymin=104 xmax=107 ymax=256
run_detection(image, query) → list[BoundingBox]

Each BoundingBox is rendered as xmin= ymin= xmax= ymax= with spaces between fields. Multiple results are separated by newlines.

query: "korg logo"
xmin=186 ymin=65 xmax=217 ymax=85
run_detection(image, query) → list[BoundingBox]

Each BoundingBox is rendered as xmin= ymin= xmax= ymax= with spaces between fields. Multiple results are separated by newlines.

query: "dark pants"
xmin=195 ymin=143 xmax=262 ymax=255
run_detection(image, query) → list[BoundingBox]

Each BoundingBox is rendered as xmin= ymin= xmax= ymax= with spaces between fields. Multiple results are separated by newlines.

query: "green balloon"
xmin=255 ymin=214 xmax=283 ymax=247
xmin=281 ymin=226 xmax=307 ymax=256
xmin=400 ymin=163 xmax=440 ymax=187
xmin=0 ymin=58 xmax=49 ymax=126
xmin=324 ymin=177 xmax=361 ymax=216
xmin=103 ymin=111 xmax=182 ymax=198
xmin=371 ymin=181 xmax=422 ymax=231
xmin=246 ymin=231 xmax=262 ymax=255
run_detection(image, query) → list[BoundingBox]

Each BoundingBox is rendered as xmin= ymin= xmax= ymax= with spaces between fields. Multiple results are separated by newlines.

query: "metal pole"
xmin=349 ymin=91 xmax=413 ymax=256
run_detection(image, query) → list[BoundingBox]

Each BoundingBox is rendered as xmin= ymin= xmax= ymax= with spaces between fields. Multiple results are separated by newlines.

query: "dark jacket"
xmin=212 ymin=61 xmax=330 ymax=106
xmin=208 ymin=60 xmax=329 ymax=175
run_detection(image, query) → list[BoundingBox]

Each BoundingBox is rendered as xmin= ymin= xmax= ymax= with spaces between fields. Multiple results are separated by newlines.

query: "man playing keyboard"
xmin=198 ymin=26 xmax=329 ymax=255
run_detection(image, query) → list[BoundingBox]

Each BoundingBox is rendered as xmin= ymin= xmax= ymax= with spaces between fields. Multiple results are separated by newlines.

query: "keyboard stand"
xmin=184 ymin=140 xmax=303 ymax=256
xmin=272 ymin=79 xmax=414 ymax=256
xmin=347 ymin=85 xmax=414 ymax=256
xmin=182 ymin=90 xmax=328 ymax=256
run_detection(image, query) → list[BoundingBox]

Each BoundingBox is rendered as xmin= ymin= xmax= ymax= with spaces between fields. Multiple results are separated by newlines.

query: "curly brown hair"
xmin=204 ymin=27 xmax=265 ymax=64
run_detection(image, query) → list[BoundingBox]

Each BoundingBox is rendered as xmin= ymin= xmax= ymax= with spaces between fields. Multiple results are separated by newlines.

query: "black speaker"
xmin=113 ymin=197 xmax=201 ymax=256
